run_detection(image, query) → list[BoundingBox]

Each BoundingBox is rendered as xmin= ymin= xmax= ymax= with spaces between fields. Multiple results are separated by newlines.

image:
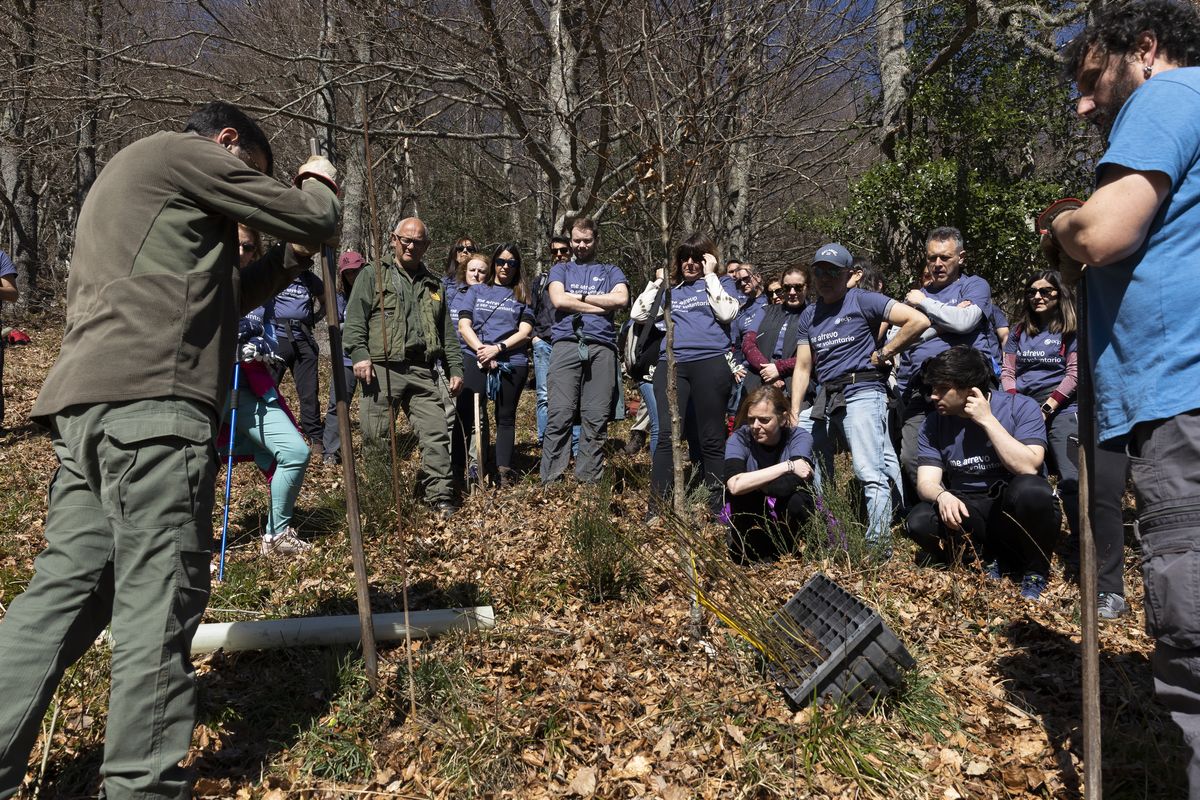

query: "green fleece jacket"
xmin=342 ymin=259 xmax=463 ymax=379
xmin=32 ymin=131 xmax=340 ymax=422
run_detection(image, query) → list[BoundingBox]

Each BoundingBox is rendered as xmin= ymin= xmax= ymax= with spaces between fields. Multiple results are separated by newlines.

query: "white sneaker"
xmin=261 ymin=527 xmax=313 ymax=556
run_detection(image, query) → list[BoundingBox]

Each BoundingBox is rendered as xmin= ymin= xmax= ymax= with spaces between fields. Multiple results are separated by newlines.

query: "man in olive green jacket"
xmin=0 ymin=101 xmax=340 ymax=800
xmin=343 ymin=216 xmax=464 ymax=516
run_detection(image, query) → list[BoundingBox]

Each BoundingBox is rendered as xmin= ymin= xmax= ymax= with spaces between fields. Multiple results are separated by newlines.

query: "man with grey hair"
xmin=894 ymin=226 xmax=998 ymax=489
xmin=343 ymin=216 xmax=464 ymax=516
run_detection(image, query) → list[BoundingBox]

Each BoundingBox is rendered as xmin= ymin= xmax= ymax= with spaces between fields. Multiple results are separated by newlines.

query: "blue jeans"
xmin=639 ymin=380 xmax=659 ymax=452
xmin=813 ymin=388 xmax=901 ymax=546
xmin=533 ymin=337 xmax=579 ymax=452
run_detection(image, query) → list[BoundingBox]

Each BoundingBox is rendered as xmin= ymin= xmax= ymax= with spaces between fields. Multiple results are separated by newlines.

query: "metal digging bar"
xmin=309 ymin=139 xmax=379 ymax=691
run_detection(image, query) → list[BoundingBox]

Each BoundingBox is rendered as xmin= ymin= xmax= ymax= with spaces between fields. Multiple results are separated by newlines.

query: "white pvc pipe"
xmin=190 ymin=606 xmax=495 ymax=654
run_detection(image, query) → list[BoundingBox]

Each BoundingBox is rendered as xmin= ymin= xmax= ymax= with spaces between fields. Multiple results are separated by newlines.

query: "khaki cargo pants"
xmin=360 ymin=361 xmax=454 ymax=504
xmin=0 ymin=398 xmax=217 ymax=800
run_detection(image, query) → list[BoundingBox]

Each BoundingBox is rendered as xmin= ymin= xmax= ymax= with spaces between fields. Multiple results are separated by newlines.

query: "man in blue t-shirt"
xmin=1047 ymin=3 xmax=1200 ymax=790
xmin=905 ymin=346 xmax=1060 ymax=601
xmin=540 ymin=217 xmax=629 ymax=483
xmin=790 ymin=243 xmax=929 ymax=548
xmin=895 ymin=227 xmax=997 ymax=490
xmin=0 ymin=250 xmax=18 ymax=430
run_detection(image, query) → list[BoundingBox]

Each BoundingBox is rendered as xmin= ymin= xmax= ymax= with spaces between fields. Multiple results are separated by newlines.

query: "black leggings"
xmin=458 ymin=358 xmax=528 ymax=474
xmin=651 ymin=355 xmax=733 ymax=503
xmin=727 ymin=488 xmax=814 ymax=562
xmin=904 ymin=474 xmax=1061 ymax=576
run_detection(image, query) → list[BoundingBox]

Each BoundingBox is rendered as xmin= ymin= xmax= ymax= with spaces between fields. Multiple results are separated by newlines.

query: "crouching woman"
xmin=724 ymin=386 xmax=816 ymax=562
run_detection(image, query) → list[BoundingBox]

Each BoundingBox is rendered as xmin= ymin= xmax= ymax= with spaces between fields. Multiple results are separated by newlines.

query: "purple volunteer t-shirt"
xmin=897 ymin=274 xmax=994 ymax=392
xmin=916 ymin=392 xmax=1047 ymax=493
xmin=548 ymin=261 xmax=628 ymax=347
xmin=649 ymin=277 xmax=731 ymax=363
xmin=725 ymin=425 xmax=814 ymax=472
xmin=732 ymin=295 xmax=768 ymax=366
xmin=1004 ymin=326 xmax=1076 ymax=412
xmin=459 ymin=283 xmax=535 ymax=367
xmin=797 ymin=288 xmax=893 ymax=398
xmin=449 ymin=284 xmax=476 ymax=360
xmin=269 ymin=272 xmax=323 ymax=322
xmin=720 ymin=274 xmax=746 ymax=303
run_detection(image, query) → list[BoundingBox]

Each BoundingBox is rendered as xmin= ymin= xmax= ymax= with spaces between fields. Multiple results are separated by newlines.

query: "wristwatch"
xmin=498 ymin=342 xmax=508 ymax=353
xmin=1041 ymin=402 xmax=1054 ymax=415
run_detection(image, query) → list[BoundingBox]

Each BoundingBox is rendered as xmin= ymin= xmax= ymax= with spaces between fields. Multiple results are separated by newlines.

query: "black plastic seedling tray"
xmin=765 ymin=572 xmax=915 ymax=710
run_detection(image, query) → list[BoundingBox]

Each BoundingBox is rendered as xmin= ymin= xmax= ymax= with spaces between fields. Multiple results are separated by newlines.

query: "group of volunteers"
xmin=621 ymin=228 xmax=1109 ymax=613
xmin=7 ymin=0 xmax=1200 ymax=793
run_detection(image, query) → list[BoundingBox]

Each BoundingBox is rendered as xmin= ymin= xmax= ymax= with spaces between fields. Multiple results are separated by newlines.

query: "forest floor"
xmin=0 ymin=318 xmax=1184 ymax=799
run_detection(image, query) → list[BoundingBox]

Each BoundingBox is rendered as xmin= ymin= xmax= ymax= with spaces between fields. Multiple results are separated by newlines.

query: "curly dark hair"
xmin=1063 ymin=0 xmax=1200 ymax=80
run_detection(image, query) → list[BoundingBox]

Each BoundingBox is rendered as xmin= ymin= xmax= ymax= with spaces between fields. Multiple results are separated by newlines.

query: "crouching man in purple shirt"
xmin=905 ymin=346 xmax=1060 ymax=600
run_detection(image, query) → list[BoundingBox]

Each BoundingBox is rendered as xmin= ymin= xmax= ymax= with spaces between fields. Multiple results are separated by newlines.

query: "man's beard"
xmin=1093 ymin=66 xmax=1141 ymax=141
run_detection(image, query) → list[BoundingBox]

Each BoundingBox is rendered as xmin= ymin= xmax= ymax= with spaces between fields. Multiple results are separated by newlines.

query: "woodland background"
xmin=1 ymin=0 xmax=1098 ymax=307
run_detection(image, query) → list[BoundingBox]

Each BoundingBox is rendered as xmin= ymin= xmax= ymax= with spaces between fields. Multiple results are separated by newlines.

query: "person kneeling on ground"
xmin=724 ymin=386 xmax=816 ymax=563
xmin=905 ymin=345 xmax=1060 ymax=600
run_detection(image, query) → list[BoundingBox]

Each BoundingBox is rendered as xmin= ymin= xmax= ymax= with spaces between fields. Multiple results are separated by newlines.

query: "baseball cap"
xmin=338 ymin=251 xmax=366 ymax=273
xmin=812 ymin=243 xmax=852 ymax=269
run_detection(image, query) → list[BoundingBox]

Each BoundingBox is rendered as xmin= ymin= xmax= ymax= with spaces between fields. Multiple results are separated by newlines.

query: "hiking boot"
xmin=1098 ymin=592 xmax=1130 ymax=621
xmin=261 ymin=527 xmax=313 ymax=556
xmin=322 ymin=453 xmax=340 ymax=467
xmin=983 ymin=559 xmax=1003 ymax=582
xmin=434 ymin=501 xmax=458 ymax=519
xmin=1019 ymin=572 xmax=1048 ymax=601
xmin=497 ymin=467 xmax=518 ymax=488
xmin=623 ymin=430 xmax=647 ymax=455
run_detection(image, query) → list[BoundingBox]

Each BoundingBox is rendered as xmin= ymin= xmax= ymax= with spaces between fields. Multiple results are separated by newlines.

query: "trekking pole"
xmin=218 ymin=360 xmax=241 ymax=582
xmin=309 ymin=139 xmax=379 ymax=691
xmin=473 ymin=392 xmax=485 ymax=491
xmin=1075 ymin=275 xmax=1102 ymax=798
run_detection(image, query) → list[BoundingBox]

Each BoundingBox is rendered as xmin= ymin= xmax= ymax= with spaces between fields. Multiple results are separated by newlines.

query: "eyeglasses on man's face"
xmin=393 ymin=234 xmax=428 ymax=249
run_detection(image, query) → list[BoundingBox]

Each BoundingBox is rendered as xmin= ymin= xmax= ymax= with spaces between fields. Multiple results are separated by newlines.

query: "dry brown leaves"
xmin=0 ymin=318 xmax=1178 ymax=798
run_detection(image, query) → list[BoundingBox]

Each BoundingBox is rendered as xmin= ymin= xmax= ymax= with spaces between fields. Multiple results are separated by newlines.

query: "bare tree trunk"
xmin=877 ymin=0 xmax=910 ymax=162
xmin=546 ymin=0 xmax=580 ymax=229
xmin=0 ymin=0 xmax=40 ymax=303
xmin=725 ymin=137 xmax=752 ymax=260
xmin=501 ymin=118 xmax=522 ymax=237
xmin=316 ymin=0 xmax=338 ymax=163
xmin=339 ymin=38 xmax=371 ymax=257
xmin=76 ymin=0 xmax=101 ymax=209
